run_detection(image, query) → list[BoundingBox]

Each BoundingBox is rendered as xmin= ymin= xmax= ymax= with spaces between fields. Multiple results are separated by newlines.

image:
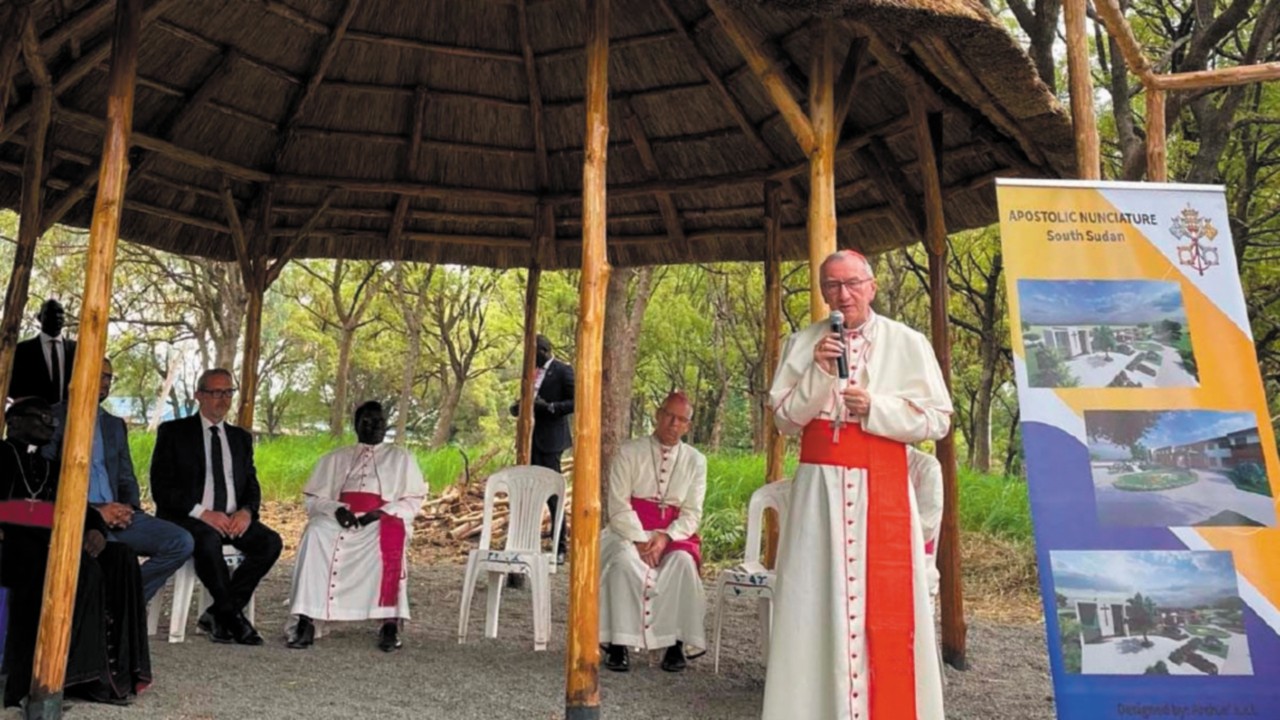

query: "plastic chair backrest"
xmin=480 ymin=465 xmax=566 ymax=554
xmin=744 ymin=480 xmax=792 ymax=566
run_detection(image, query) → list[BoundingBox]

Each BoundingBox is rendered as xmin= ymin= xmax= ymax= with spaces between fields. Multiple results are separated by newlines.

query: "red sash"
xmin=801 ymin=420 xmax=915 ymax=720
xmin=629 ymin=497 xmax=702 ymax=571
xmin=0 ymin=499 xmax=54 ymax=528
xmin=338 ymin=491 xmax=405 ymax=608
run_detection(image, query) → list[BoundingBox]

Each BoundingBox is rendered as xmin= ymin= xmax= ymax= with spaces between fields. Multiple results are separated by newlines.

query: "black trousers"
xmin=167 ymin=516 xmax=282 ymax=619
xmin=531 ymin=448 xmax=567 ymax=554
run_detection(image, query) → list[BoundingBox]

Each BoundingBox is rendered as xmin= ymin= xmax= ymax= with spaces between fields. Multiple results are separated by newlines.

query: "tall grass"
xmin=125 ymin=432 xmax=1031 ymax=563
xmin=128 ymin=431 xmax=511 ymax=501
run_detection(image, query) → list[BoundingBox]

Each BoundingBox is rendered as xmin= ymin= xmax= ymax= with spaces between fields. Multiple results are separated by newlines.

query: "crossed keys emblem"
xmin=1170 ymin=205 xmax=1219 ymax=276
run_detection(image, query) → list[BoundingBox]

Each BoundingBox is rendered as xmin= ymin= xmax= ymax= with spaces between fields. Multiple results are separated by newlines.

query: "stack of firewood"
xmin=417 ymin=458 xmax=574 ymax=549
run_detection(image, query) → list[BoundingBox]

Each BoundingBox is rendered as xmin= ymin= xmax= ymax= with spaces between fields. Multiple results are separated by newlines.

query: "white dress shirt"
xmin=190 ymin=414 xmax=238 ymax=517
xmin=39 ymin=332 xmax=66 ymax=399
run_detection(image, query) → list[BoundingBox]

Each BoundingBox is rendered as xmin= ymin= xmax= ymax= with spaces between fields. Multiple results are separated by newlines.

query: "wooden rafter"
xmin=270 ymin=188 xmax=336 ymax=283
xmin=516 ymin=0 xmax=549 ymax=191
xmin=388 ymin=86 xmax=428 ymax=260
xmin=707 ymin=0 xmax=815 ymax=156
xmin=0 ymin=0 xmax=178 ymax=146
xmin=220 ymin=179 xmax=253 ymax=279
xmin=38 ymin=0 xmax=115 ymax=59
xmin=833 ymin=37 xmax=869 ymax=132
xmin=276 ymin=174 xmax=535 ymax=206
xmin=622 ymin=101 xmax=686 ymax=246
xmin=346 ymin=29 xmax=523 ymax=63
xmin=271 ymin=0 xmax=361 ymax=170
xmin=861 ymin=140 xmax=925 ymax=237
xmin=653 ymin=0 xmax=805 ymax=206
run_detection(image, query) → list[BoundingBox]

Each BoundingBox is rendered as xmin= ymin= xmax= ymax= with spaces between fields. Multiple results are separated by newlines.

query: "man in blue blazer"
xmin=46 ymin=358 xmax=196 ymax=603
xmin=150 ymin=368 xmax=282 ymax=645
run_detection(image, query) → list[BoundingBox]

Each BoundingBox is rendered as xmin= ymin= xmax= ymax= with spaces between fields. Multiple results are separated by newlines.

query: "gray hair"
xmin=818 ymin=250 xmax=875 ymax=280
xmin=197 ymin=368 xmax=234 ymax=391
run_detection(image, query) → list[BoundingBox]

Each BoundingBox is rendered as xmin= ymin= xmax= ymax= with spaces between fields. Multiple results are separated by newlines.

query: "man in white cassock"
xmin=762 ymin=251 xmax=952 ymax=720
xmin=599 ymin=391 xmax=708 ymax=673
xmin=286 ymin=401 xmax=427 ymax=652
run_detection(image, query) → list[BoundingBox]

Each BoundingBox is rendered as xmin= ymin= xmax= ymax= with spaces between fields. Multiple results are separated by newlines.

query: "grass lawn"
xmin=1186 ymin=625 xmax=1231 ymax=640
xmin=1113 ymin=468 xmax=1198 ymax=491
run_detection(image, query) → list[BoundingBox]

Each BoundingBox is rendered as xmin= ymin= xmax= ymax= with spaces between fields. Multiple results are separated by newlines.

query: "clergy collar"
xmin=650 ymin=435 xmax=681 ymax=452
xmin=357 ymin=443 xmax=382 ymax=452
xmin=853 ymin=310 xmax=877 ymax=334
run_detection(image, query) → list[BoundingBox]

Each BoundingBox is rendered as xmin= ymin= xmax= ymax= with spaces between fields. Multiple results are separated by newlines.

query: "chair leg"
xmin=713 ymin=580 xmax=728 ymax=675
xmin=758 ymin=596 xmax=773 ymax=661
xmin=457 ymin=553 xmax=480 ymax=644
xmin=245 ymin=592 xmax=256 ymax=626
xmin=484 ymin=570 xmax=507 ymax=640
xmin=530 ymin=557 xmax=549 ymax=651
xmin=147 ymin=597 xmax=161 ymax=637
xmin=168 ymin=560 xmax=197 ymax=644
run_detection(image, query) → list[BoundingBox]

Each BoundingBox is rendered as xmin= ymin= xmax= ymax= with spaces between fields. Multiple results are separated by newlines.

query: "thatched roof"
xmin=0 ymin=0 xmax=1074 ymax=270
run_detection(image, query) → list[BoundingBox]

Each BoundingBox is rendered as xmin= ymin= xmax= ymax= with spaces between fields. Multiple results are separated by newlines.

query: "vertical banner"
xmin=998 ymin=179 xmax=1279 ymax=719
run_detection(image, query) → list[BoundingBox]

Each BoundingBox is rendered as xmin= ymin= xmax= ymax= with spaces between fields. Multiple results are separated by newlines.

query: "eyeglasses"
xmin=820 ymin=277 xmax=874 ymax=295
xmin=198 ymin=388 xmax=236 ymax=399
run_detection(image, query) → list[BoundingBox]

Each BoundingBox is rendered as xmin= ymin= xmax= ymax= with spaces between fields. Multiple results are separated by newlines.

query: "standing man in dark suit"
xmin=510 ymin=334 xmax=575 ymax=566
xmin=9 ymin=298 xmax=76 ymax=403
xmin=149 ymin=368 xmax=282 ymax=645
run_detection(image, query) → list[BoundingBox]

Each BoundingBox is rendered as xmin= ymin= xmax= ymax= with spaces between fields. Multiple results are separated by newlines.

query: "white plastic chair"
xmin=712 ymin=479 xmax=791 ymax=673
xmin=457 ymin=465 xmax=565 ymax=651
xmin=160 ymin=546 xmax=256 ymax=643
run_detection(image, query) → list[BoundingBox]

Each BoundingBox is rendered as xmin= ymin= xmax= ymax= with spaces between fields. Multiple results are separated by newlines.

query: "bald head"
xmin=654 ymin=391 xmax=693 ymax=446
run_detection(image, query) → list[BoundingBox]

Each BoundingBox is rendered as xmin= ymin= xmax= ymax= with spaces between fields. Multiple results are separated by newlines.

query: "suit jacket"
xmin=10 ymin=335 xmax=76 ymax=403
xmin=532 ymin=358 xmax=575 ymax=454
xmin=150 ymin=414 xmax=262 ymax=521
xmin=100 ymin=411 xmax=143 ymax=509
xmin=44 ymin=405 xmax=143 ymax=509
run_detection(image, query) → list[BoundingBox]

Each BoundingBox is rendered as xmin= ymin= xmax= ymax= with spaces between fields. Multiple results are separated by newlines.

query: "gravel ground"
xmin=36 ymin=560 xmax=1055 ymax=720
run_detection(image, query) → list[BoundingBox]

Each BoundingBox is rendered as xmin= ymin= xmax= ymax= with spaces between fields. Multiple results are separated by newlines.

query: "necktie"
xmin=210 ymin=426 xmax=228 ymax=513
xmin=49 ymin=339 xmax=61 ymax=402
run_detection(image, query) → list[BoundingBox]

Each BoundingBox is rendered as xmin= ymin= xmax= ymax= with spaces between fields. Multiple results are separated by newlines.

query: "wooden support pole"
xmin=0 ymin=76 xmax=51 ymax=430
xmin=911 ymin=98 xmax=967 ymax=669
xmin=1063 ymin=0 xmax=1100 ymax=179
xmin=762 ymin=181 xmax=785 ymax=569
xmin=1146 ymin=88 xmax=1167 ymax=182
xmin=29 ymin=0 xmax=140 ymax=714
xmin=238 ymin=278 xmax=265 ymax=430
xmin=807 ymin=21 xmax=837 ymax=322
xmin=708 ymin=0 xmax=816 ymax=156
xmin=516 ymin=260 xmax=542 ymax=466
xmin=0 ymin=2 xmax=30 ymax=135
xmin=1091 ymin=0 xmax=1155 ymax=83
xmin=565 ymin=0 xmax=608 ymax=717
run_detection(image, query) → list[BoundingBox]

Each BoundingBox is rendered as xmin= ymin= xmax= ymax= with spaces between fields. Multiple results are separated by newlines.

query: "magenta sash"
xmin=630 ymin=497 xmax=702 ymax=570
xmin=0 ymin=499 xmax=54 ymax=528
xmin=339 ymin=491 xmax=405 ymax=607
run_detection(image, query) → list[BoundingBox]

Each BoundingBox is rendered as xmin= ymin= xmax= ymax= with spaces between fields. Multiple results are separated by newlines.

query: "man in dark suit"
xmin=510 ymin=334 xmax=575 ymax=566
xmin=149 ymin=368 xmax=282 ymax=645
xmin=9 ymin=298 xmax=76 ymax=403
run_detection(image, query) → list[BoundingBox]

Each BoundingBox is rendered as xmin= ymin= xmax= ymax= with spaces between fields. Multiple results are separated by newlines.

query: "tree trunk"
xmin=331 ymin=325 xmax=355 ymax=436
xmin=600 ymin=266 xmax=654 ymax=498
xmin=396 ymin=320 xmax=421 ymax=444
xmin=431 ymin=378 xmax=463 ymax=448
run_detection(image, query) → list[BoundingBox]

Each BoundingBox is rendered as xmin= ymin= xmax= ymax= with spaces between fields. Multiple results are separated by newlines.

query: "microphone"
xmin=829 ymin=310 xmax=849 ymax=379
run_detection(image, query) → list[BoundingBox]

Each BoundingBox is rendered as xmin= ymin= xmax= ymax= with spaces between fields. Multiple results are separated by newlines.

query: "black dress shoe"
xmin=378 ymin=622 xmax=402 ymax=652
xmin=207 ymin=614 xmax=235 ymax=644
xmin=661 ymin=641 xmax=687 ymax=672
xmin=287 ymin=616 xmax=315 ymax=650
xmin=603 ymin=644 xmax=630 ymax=672
xmin=232 ymin=613 xmax=264 ymax=646
xmin=556 ymin=549 xmax=567 ymax=566
xmin=197 ymin=611 xmax=214 ymax=634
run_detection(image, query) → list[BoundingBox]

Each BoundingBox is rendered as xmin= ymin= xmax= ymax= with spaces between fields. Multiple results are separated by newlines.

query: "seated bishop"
xmin=286 ymin=401 xmax=427 ymax=652
xmin=599 ymin=391 xmax=708 ymax=673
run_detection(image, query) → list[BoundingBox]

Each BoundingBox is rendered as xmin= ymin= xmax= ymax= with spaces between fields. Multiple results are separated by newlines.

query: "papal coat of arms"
xmin=1170 ymin=205 xmax=1219 ymax=276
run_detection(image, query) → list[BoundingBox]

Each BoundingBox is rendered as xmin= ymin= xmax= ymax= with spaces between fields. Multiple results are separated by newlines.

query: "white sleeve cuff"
xmin=189 ymin=503 xmax=206 ymax=519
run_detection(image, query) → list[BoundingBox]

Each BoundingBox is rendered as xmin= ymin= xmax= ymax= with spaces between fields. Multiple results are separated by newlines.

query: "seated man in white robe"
xmin=286 ymin=401 xmax=427 ymax=652
xmin=599 ymin=391 xmax=708 ymax=673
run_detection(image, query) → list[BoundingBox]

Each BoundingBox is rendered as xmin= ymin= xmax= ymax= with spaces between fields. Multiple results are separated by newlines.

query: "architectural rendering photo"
xmin=1050 ymin=550 xmax=1253 ymax=676
xmin=1086 ymin=410 xmax=1276 ymax=527
xmin=1017 ymin=280 xmax=1200 ymax=388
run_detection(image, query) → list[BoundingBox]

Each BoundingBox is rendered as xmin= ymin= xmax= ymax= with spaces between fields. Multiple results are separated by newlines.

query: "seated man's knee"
xmin=261 ymin=525 xmax=284 ymax=559
xmin=662 ymin=550 xmax=697 ymax=575
xmin=170 ymin=528 xmax=195 ymax=558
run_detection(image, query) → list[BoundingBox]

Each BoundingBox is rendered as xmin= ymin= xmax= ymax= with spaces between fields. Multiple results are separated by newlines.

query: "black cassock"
xmin=1 ymin=438 xmax=152 ymax=708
